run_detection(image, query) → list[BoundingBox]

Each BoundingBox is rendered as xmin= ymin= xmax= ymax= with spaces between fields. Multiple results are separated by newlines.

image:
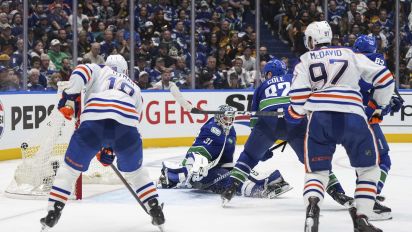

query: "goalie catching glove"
xmin=96 ymin=147 xmax=115 ymax=166
xmin=57 ymin=91 xmax=81 ymax=120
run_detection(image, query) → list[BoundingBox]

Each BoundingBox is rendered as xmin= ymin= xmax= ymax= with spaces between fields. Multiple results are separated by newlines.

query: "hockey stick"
xmin=394 ymin=87 xmax=405 ymax=102
xmin=269 ymin=141 xmax=288 ymax=152
xmin=109 ymin=164 xmax=149 ymax=215
xmin=190 ymin=107 xmax=284 ymax=117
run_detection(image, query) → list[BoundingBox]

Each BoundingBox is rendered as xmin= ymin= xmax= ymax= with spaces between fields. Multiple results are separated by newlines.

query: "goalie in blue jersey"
xmin=158 ymin=104 xmax=290 ymax=199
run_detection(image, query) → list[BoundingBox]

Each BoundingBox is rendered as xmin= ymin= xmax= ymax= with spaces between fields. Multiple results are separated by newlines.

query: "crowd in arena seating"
xmin=262 ymin=0 xmax=412 ymax=89
xmin=0 ymin=0 xmax=411 ymax=91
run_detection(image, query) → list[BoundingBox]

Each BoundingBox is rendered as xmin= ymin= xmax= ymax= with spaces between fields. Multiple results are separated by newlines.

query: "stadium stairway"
xmin=244 ymin=11 xmax=297 ymax=63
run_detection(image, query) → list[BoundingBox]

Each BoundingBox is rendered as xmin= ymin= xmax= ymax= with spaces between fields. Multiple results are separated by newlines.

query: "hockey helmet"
xmin=214 ymin=104 xmax=235 ymax=132
xmin=304 ymin=21 xmax=332 ymax=50
xmin=105 ymin=54 xmax=128 ymax=75
xmin=353 ymin=35 xmax=377 ymax=53
xmin=263 ymin=59 xmax=287 ymax=79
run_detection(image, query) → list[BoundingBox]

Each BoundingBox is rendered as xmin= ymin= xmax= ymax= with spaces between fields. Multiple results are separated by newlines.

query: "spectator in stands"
xmin=0 ymin=54 xmax=10 ymax=69
xmin=31 ymin=56 xmax=41 ymax=70
xmin=227 ymin=57 xmax=251 ymax=88
xmin=149 ymin=69 xmax=175 ymax=90
xmin=84 ymin=42 xmax=105 ymax=64
xmin=48 ymin=3 xmax=68 ymax=31
xmin=40 ymin=54 xmax=56 ymax=85
xmin=157 ymin=43 xmax=176 ymax=68
xmin=11 ymin=12 xmax=23 ymax=37
xmin=68 ymin=3 xmax=89 ymax=30
xmin=364 ymin=0 xmax=380 ymax=23
xmin=239 ymin=45 xmax=255 ymax=72
xmin=78 ymin=30 xmax=92 ymax=57
xmin=216 ymin=46 xmax=231 ymax=71
xmin=174 ymin=56 xmax=191 ymax=88
xmin=30 ymin=40 xmax=45 ymax=60
xmin=0 ymin=66 xmax=13 ymax=91
xmin=135 ymin=56 xmax=150 ymax=80
xmin=346 ymin=1 xmax=358 ymax=26
xmin=259 ymin=46 xmax=273 ymax=62
xmin=47 ymin=72 xmax=62 ymax=91
xmin=97 ymin=0 xmax=115 ymax=24
xmin=59 ymin=58 xmax=72 ymax=81
xmin=149 ymin=57 xmax=165 ymax=85
xmin=48 ymin=39 xmax=69 ymax=71
xmin=27 ymin=68 xmax=45 ymax=91
xmin=399 ymin=61 xmax=411 ymax=89
xmin=289 ymin=11 xmax=310 ymax=56
xmin=10 ymin=38 xmax=23 ymax=69
xmin=250 ymin=60 xmax=267 ymax=86
xmin=57 ymin=28 xmax=72 ymax=46
xmin=0 ymin=24 xmax=17 ymax=56
xmin=136 ymin=71 xmax=152 ymax=90
xmin=100 ymin=29 xmax=116 ymax=59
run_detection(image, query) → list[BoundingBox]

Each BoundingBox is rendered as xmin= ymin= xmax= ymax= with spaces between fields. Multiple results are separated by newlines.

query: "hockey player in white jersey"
xmin=285 ymin=21 xmax=394 ymax=232
xmin=40 ymin=55 xmax=165 ymax=231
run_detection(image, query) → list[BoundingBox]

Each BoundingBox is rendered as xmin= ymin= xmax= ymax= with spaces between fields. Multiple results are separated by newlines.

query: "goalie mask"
xmin=214 ymin=104 xmax=235 ymax=133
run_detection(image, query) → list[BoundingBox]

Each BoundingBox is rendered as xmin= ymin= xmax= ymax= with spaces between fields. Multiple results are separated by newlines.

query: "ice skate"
xmin=147 ymin=198 xmax=165 ymax=232
xmin=304 ymin=197 xmax=320 ymax=232
xmin=263 ymin=178 xmax=293 ymax=199
xmin=349 ymin=207 xmax=383 ymax=232
xmin=221 ymin=179 xmax=241 ymax=207
xmin=327 ymin=186 xmax=354 ymax=208
xmin=40 ymin=202 xmax=65 ymax=232
xmin=369 ymin=200 xmax=392 ymax=221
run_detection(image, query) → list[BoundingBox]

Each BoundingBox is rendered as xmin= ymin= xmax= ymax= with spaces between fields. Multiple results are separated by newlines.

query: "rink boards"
xmin=0 ymin=90 xmax=411 ymax=160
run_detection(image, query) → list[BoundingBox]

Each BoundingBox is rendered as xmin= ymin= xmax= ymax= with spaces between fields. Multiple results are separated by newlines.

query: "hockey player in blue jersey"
xmin=220 ymin=59 xmax=354 ymax=207
xmin=40 ymin=55 xmax=165 ymax=232
xmin=159 ymin=104 xmax=288 ymax=199
xmin=353 ymin=35 xmax=404 ymax=220
xmin=288 ymin=21 xmax=394 ymax=232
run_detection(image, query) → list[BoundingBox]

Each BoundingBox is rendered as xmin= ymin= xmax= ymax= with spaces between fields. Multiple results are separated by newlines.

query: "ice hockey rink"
xmin=1 ymin=144 xmax=411 ymax=232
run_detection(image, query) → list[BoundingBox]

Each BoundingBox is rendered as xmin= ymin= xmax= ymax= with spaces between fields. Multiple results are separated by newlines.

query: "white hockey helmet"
xmin=304 ymin=21 xmax=332 ymax=50
xmin=105 ymin=54 xmax=128 ymax=75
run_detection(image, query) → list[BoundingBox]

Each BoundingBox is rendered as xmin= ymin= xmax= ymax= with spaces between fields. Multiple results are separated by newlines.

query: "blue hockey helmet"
xmin=263 ymin=59 xmax=287 ymax=79
xmin=353 ymin=35 xmax=377 ymax=53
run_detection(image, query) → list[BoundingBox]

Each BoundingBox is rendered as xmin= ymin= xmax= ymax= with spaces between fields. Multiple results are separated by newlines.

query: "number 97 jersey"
xmin=66 ymin=63 xmax=143 ymax=128
xmin=290 ymin=47 xmax=394 ymax=118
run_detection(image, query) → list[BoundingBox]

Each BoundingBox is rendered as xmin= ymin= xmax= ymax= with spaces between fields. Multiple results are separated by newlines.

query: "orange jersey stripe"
xmin=139 ymin=188 xmax=156 ymax=199
xmin=291 ymin=94 xmax=311 ymax=100
xmin=312 ymin=93 xmax=362 ymax=103
xmin=77 ymin=66 xmax=91 ymax=81
xmin=86 ymin=103 xmax=138 ymax=114
xmin=50 ymin=192 xmax=68 ymax=201
xmin=355 ymin=188 xmax=377 ymax=194
xmin=304 ymin=183 xmax=324 ymax=191
xmin=377 ymin=73 xmax=392 ymax=84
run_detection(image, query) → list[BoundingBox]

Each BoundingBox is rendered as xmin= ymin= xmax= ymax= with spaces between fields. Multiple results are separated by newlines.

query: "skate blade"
xmin=221 ymin=198 xmax=230 ymax=208
xmin=157 ymin=224 xmax=166 ymax=232
xmin=368 ymin=212 xmax=392 ymax=221
xmin=304 ymin=218 xmax=317 ymax=232
xmin=40 ymin=224 xmax=50 ymax=232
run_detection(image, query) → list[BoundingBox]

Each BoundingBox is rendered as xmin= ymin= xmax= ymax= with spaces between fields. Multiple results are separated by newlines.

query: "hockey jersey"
xmin=250 ymin=74 xmax=292 ymax=127
xmin=64 ymin=63 xmax=143 ymax=128
xmin=359 ymin=52 xmax=387 ymax=105
xmin=187 ymin=118 xmax=236 ymax=165
xmin=290 ymin=46 xmax=394 ymax=118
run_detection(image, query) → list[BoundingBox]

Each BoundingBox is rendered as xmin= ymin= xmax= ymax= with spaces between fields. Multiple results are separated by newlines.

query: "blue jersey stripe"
xmin=289 ymin=88 xmax=312 ymax=94
xmin=305 ymin=179 xmax=324 ymax=185
xmin=374 ymin=80 xmax=394 ymax=89
xmin=86 ymin=98 xmax=136 ymax=108
xmin=307 ymin=99 xmax=364 ymax=109
xmin=372 ymin=68 xmax=388 ymax=83
xmin=52 ymin=186 xmax=71 ymax=195
xmin=83 ymin=109 xmax=139 ymax=120
xmin=319 ymin=89 xmax=362 ymax=98
xmin=355 ymin=195 xmax=376 ymax=201
xmin=136 ymin=182 xmax=154 ymax=193
xmin=72 ymin=71 xmax=87 ymax=84
xmin=356 ymin=180 xmax=376 ymax=186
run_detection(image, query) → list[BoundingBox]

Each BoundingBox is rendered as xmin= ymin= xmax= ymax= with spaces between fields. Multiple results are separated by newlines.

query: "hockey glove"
xmin=187 ymin=153 xmax=209 ymax=182
xmin=365 ymin=99 xmax=383 ymax=120
xmin=284 ymin=106 xmax=305 ymax=124
xmin=57 ymin=91 xmax=81 ymax=120
xmin=389 ymin=96 xmax=404 ymax=113
xmin=96 ymin=147 xmax=115 ymax=166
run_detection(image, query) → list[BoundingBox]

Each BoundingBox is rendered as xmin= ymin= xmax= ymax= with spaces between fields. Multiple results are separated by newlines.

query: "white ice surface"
xmin=1 ymin=144 xmax=412 ymax=232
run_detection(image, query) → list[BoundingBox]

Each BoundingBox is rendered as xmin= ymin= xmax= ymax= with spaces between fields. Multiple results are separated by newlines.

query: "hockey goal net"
xmin=5 ymin=82 xmax=120 ymax=200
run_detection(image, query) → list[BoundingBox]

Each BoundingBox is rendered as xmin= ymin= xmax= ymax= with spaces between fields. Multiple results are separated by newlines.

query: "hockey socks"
xmin=303 ymin=171 xmax=329 ymax=208
xmin=47 ymin=163 xmax=80 ymax=209
xmin=355 ymin=166 xmax=380 ymax=216
xmin=326 ymin=171 xmax=354 ymax=207
xmin=377 ymin=164 xmax=389 ymax=195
